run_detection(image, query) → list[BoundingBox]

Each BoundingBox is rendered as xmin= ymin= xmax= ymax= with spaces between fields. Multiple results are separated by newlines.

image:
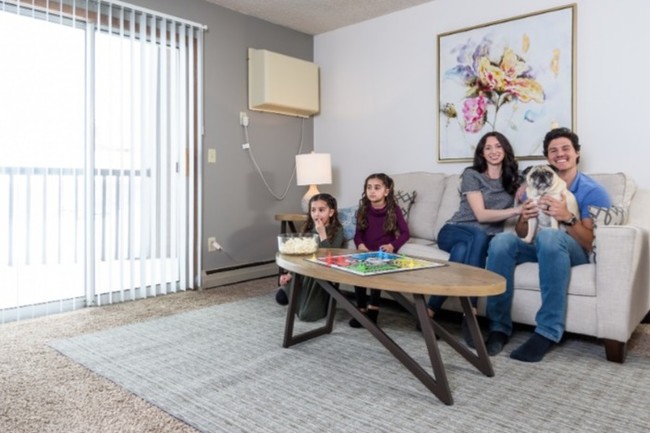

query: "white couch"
xmin=341 ymin=172 xmax=650 ymax=363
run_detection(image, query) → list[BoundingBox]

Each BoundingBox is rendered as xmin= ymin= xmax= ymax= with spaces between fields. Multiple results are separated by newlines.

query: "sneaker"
xmin=350 ymin=309 xmax=378 ymax=328
xmin=485 ymin=331 xmax=509 ymax=356
xmin=349 ymin=317 xmax=363 ymax=328
xmin=275 ymin=287 xmax=288 ymax=305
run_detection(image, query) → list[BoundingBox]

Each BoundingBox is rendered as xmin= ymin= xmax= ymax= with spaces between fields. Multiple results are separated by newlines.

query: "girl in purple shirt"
xmin=349 ymin=173 xmax=410 ymax=328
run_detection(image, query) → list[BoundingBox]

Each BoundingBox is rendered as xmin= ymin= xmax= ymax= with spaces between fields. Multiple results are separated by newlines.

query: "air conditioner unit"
xmin=248 ymin=48 xmax=320 ymax=118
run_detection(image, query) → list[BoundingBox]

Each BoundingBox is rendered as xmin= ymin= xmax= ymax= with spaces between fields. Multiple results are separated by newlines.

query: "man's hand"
xmin=538 ymin=193 xmax=572 ymax=223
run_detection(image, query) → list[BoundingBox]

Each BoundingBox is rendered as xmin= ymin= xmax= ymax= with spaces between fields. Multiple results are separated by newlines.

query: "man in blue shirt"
xmin=484 ymin=127 xmax=611 ymax=362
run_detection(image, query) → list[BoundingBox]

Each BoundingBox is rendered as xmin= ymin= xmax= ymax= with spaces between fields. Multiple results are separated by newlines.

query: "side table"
xmin=274 ymin=213 xmax=308 ymax=235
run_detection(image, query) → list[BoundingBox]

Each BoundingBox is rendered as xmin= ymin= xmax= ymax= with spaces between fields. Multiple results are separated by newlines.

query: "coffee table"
xmin=276 ymin=248 xmax=506 ymax=405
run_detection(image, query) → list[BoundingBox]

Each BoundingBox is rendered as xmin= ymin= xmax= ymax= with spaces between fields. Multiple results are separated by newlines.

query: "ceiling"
xmin=202 ymin=0 xmax=435 ymax=35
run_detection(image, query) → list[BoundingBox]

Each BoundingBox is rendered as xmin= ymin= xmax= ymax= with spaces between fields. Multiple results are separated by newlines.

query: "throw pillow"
xmin=338 ymin=206 xmax=357 ymax=241
xmin=395 ymin=190 xmax=417 ymax=221
xmin=589 ymin=205 xmax=627 ymax=263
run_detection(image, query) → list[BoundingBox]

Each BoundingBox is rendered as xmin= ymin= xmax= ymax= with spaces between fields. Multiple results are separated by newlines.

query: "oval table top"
xmin=276 ymin=248 xmax=505 ymax=297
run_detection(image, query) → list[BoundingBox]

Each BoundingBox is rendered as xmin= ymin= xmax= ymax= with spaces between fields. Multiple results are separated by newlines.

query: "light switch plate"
xmin=207 ymin=148 xmax=216 ymax=163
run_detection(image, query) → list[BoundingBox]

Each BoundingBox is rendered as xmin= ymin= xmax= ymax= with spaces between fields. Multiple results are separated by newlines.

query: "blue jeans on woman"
xmin=427 ymin=223 xmax=491 ymax=312
xmin=485 ymin=228 xmax=590 ymax=342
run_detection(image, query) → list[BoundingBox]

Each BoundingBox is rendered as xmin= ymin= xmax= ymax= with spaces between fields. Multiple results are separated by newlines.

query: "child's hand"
xmin=314 ymin=218 xmax=327 ymax=240
xmin=379 ymin=244 xmax=394 ymax=253
xmin=358 ymin=243 xmax=369 ymax=252
xmin=279 ymin=273 xmax=292 ymax=286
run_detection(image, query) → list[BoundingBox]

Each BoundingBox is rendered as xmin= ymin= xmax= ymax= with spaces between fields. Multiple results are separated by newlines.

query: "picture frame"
xmin=437 ymin=4 xmax=576 ymax=162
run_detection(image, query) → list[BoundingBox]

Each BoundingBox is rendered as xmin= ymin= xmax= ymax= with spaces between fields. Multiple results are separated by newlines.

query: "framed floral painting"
xmin=437 ymin=5 xmax=576 ymax=161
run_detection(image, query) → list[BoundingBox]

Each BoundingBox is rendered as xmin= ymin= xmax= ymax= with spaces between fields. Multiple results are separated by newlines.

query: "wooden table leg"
xmin=283 ymin=275 xmax=337 ymax=348
xmin=389 ymin=292 xmax=494 ymax=377
xmin=285 ymin=280 xmax=456 ymax=405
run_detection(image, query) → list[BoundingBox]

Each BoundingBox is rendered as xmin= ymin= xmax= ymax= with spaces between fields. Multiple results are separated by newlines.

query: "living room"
xmin=2 ymin=0 xmax=649 ymax=432
xmin=3 ymin=0 xmax=644 ymax=293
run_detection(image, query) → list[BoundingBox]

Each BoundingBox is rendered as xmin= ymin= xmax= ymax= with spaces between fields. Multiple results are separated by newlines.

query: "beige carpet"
xmin=0 ymin=277 xmax=276 ymax=433
xmin=2 ymin=277 xmax=650 ymax=433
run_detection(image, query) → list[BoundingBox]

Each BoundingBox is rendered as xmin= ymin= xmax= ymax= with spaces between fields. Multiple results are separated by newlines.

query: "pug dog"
xmin=522 ymin=164 xmax=580 ymax=243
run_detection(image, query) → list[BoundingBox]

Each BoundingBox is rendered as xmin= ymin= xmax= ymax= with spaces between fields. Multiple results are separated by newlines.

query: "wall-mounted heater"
xmin=248 ymin=48 xmax=320 ymax=118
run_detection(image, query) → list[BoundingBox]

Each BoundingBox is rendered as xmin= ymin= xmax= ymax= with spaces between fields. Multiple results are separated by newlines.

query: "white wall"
xmin=314 ymin=0 xmax=650 ymax=206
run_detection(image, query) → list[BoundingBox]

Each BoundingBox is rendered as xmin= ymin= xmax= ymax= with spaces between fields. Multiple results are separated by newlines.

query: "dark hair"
xmin=543 ymin=127 xmax=581 ymax=164
xmin=471 ymin=131 xmax=521 ymax=195
xmin=302 ymin=193 xmax=342 ymax=241
xmin=356 ymin=173 xmax=399 ymax=235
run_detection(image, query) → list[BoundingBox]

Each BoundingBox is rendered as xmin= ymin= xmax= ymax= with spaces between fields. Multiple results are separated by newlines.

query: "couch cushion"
xmin=338 ymin=206 xmax=357 ymax=241
xmin=588 ymin=204 xmax=627 ymax=263
xmin=395 ymin=189 xmax=417 ymax=221
xmin=513 ymin=262 xmax=596 ymax=296
xmin=589 ymin=172 xmax=635 ymax=209
xmin=399 ymin=240 xmax=450 ymax=261
xmin=432 ymin=174 xmax=462 ymax=241
xmin=392 ymin=173 xmax=447 ymax=241
xmin=589 ymin=205 xmax=627 ymax=226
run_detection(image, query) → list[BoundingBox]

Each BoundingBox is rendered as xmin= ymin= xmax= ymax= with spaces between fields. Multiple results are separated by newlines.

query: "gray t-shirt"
xmin=447 ymin=168 xmax=515 ymax=235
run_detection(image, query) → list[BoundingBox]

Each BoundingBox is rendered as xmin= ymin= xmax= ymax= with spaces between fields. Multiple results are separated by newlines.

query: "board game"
xmin=307 ymin=251 xmax=445 ymax=276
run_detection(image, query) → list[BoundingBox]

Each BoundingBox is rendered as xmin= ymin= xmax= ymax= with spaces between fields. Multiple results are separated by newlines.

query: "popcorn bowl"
xmin=277 ymin=233 xmax=319 ymax=255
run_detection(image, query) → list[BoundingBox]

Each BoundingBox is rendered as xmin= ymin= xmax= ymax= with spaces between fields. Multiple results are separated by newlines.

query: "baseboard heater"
xmin=202 ymin=260 xmax=276 ymax=289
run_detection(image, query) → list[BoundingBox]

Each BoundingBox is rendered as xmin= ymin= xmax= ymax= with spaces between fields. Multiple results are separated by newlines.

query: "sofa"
xmin=339 ymin=172 xmax=650 ymax=363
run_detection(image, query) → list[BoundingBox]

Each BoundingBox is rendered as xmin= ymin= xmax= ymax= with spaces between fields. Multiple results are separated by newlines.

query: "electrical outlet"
xmin=208 ymin=237 xmax=216 ymax=252
xmin=239 ymin=111 xmax=249 ymax=126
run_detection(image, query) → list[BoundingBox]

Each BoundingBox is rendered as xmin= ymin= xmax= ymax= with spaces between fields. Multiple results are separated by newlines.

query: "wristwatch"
xmin=564 ymin=214 xmax=578 ymax=226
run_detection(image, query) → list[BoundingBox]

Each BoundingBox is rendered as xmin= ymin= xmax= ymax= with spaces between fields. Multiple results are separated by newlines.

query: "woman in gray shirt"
xmin=427 ymin=131 xmax=522 ymax=347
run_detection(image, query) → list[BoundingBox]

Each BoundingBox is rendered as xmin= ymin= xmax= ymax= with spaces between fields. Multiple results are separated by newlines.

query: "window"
xmin=0 ymin=1 xmax=205 ymax=322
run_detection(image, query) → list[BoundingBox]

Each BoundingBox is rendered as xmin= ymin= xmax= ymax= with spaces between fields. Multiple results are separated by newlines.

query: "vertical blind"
xmin=0 ymin=0 xmax=205 ymax=320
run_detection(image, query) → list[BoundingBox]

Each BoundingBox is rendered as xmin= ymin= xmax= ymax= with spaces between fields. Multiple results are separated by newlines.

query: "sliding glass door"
xmin=0 ymin=1 xmax=203 ymax=322
xmin=0 ymin=11 xmax=86 ymax=319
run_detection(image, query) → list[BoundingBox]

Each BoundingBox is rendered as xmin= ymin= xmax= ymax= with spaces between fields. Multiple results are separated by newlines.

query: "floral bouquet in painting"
xmin=437 ymin=6 xmax=574 ymax=160
xmin=441 ymin=36 xmax=546 ymax=135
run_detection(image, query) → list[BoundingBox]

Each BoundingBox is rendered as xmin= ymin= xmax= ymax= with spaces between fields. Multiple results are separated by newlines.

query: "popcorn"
xmin=278 ymin=234 xmax=319 ymax=255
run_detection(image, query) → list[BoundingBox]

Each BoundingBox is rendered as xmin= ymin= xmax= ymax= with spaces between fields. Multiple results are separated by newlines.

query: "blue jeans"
xmin=427 ymin=224 xmax=491 ymax=312
xmin=485 ymin=228 xmax=590 ymax=342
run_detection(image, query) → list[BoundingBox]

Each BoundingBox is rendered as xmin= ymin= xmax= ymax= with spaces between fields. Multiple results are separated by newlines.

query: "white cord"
xmin=242 ymin=117 xmax=305 ymax=200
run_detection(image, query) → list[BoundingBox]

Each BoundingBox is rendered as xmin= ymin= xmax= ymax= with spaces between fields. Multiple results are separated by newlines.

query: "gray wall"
xmin=130 ymin=0 xmax=314 ymax=275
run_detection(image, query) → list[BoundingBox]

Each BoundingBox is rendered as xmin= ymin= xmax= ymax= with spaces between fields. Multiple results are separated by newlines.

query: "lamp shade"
xmin=295 ymin=153 xmax=332 ymax=186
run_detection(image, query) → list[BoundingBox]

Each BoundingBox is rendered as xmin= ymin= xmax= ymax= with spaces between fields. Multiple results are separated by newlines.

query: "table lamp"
xmin=295 ymin=152 xmax=332 ymax=212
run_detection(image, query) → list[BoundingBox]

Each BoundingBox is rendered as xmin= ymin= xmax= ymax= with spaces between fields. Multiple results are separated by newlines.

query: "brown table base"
xmin=282 ymin=276 xmax=495 ymax=406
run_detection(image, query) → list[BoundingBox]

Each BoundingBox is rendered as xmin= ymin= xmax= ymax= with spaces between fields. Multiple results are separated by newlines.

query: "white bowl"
xmin=277 ymin=233 xmax=319 ymax=255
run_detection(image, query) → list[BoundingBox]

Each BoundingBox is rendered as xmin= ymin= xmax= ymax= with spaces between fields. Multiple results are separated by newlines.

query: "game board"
xmin=307 ymin=251 xmax=445 ymax=276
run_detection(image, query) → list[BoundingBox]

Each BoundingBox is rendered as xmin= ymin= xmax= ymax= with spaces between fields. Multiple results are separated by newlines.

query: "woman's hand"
xmin=519 ymin=198 xmax=539 ymax=222
xmin=379 ymin=244 xmax=395 ymax=253
xmin=357 ymin=243 xmax=369 ymax=252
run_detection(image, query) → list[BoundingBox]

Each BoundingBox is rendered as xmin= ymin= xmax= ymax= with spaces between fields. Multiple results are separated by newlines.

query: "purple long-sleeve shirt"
xmin=354 ymin=204 xmax=410 ymax=252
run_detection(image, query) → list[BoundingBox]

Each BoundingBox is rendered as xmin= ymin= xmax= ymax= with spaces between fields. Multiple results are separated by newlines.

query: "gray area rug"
xmin=50 ymin=296 xmax=650 ymax=433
